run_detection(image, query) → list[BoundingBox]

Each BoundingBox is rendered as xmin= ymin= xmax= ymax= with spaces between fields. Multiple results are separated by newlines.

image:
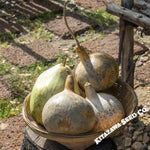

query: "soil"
xmin=75 ymin=0 xmax=120 ymax=9
xmin=44 ymin=13 xmax=97 ymax=39
xmin=0 ymin=76 xmax=11 ymax=99
xmin=0 ymin=40 xmax=60 ymax=66
xmin=81 ymin=33 xmax=148 ymax=59
xmin=0 ymin=113 xmax=26 ymax=150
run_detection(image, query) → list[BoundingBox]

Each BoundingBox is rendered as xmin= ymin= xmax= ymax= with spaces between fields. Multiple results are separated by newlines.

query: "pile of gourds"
xmin=29 ymin=1 xmax=125 ymax=135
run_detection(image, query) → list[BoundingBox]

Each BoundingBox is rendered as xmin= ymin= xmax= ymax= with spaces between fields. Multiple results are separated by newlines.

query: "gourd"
xmin=64 ymin=1 xmax=119 ymax=91
xmin=42 ymin=75 xmax=96 ymax=135
xmin=84 ymin=82 xmax=125 ymax=132
xmin=30 ymin=62 xmax=80 ymax=125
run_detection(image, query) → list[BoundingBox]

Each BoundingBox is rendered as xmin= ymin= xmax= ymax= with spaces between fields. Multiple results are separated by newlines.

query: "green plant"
xmin=80 ymin=9 xmax=117 ymax=29
xmin=99 ymin=32 xmax=105 ymax=37
xmin=0 ymin=99 xmax=21 ymax=120
xmin=57 ymin=53 xmax=76 ymax=66
xmin=0 ymin=57 xmax=12 ymax=75
xmin=0 ymin=33 xmax=15 ymax=43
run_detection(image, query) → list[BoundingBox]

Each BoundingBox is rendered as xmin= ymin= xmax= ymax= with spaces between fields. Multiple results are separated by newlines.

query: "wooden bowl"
xmin=22 ymin=79 xmax=138 ymax=150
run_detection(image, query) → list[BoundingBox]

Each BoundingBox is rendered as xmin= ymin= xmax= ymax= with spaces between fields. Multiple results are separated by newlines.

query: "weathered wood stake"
xmin=120 ymin=0 xmax=134 ymax=87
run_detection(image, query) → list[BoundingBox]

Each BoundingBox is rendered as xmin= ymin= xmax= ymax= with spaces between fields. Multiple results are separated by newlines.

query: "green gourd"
xmin=30 ymin=63 xmax=80 ymax=125
xmin=42 ymin=75 xmax=96 ymax=135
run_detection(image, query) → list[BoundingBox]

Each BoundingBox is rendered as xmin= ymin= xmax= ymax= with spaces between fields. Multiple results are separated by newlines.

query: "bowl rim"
xmin=22 ymin=79 xmax=138 ymax=139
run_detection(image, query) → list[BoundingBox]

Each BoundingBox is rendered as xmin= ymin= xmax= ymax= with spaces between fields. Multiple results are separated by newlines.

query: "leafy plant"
xmin=0 ymin=57 xmax=12 ymax=75
xmin=80 ymin=9 xmax=117 ymax=29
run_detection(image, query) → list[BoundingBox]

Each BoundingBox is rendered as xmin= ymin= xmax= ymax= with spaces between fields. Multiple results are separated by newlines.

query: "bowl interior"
xmin=22 ymin=79 xmax=138 ymax=139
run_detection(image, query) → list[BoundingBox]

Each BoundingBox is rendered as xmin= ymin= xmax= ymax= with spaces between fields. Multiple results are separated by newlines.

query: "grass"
xmin=0 ymin=57 xmax=12 ymax=75
xmin=80 ymin=9 xmax=118 ymax=29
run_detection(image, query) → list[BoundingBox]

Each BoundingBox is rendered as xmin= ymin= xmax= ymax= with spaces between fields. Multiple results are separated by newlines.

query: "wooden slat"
xmin=106 ymin=2 xmax=150 ymax=29
xmin=134 ymin=0 xmax=150 ymax=17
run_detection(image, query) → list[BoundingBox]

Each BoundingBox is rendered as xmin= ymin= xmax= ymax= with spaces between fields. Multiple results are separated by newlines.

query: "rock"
xmin=117 ymin=145 xmax=124 ymax=150
xmin=112 ymin=136 xmax=124 ymax=148
xmin=125 ymin=137 xmax=132 ymax=147
xmin=132 ymin=142 xmax=147 ymax=150
xmin=48 ymin=38 xmax=52 ymax=42
xmin=124 ymin=126 xmax=129 ymax=132
xmin=145 ymin=126 xmax=150 ymax=132
xmin=128 ymin=126 xmax=135 ymax=133
xmin=140 ymin=56 xmax=149 ymax=62
xmin=5 ymin=1 xmax=10 ymax=5
xmin=143 ymin=133 xmax=150 ymax=144
xmin=0 ymin=123 xmax=8 ymax=130
xmin=137 ymin=134 xmax=143 ymax=142
xmin=136 ymin=61 xmax=143 ymax=67
xmin=133 ymin=131 xmax=143 ymax=141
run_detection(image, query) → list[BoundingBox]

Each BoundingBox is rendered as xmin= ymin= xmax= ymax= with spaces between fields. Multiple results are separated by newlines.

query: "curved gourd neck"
xmin=65 ymin=75 xmax=74 ymax=92
xmin=76 ymin=46 xmax=90 ymax=63
xmin=84 ymin=82 xmax=97 ymax=100
xmin=63 ymin=1 xmax=89 ymax=63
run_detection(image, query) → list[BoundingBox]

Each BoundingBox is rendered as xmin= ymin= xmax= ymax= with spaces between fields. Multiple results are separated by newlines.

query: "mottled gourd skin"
xmin=30 ymin=64 xmax=80 ymax=125
xmin=85 ymin=83 xmax=125 ymax=132
xmin=42 ymin=90 xmax=96 ymax=135
xmin=75 ymin=52 xmax=119 ymax=91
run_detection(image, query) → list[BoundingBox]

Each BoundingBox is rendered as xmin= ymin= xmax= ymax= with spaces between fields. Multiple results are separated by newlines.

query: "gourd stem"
xmin=65 ymin=75 xmax=74 ymax=92
xmin=63 ymin=1 xmax=80 ymax=48
xmin=62 ymin=56 xmax=67 ymax=67
xmin=84 ymin=82 xmax=97 ymax=100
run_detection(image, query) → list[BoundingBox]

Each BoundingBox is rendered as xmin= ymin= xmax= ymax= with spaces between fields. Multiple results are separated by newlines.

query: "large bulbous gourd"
xmin=30 ymin=63 xmax=80 ymax=125
xmin=75 ymin=50 xmax=118 ymax=91
xmin=84 ymin=82 xmax=125 ymax=132
xmin=64 ymin=1 xmax=118 ymax=91
xmin=42 ymin=75 xmax=96 ymax=135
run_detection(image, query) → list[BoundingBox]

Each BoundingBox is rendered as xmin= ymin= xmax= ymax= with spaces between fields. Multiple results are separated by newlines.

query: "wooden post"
xmin=119 ymin=0 xmax=134 ymax=87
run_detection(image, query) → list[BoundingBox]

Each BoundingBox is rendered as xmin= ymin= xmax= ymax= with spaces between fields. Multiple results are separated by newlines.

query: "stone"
xmin=133 ymin=131 xmax=143 ymax=141
xmin=146 ymin=126 xmax=150 ymax=132
xmin=132 ymin=142 xmax=147 ymax=150
xmin=117 ymin=145 xmax=125 ymax=150
xmin=128 ymin=126 xmax=135 ymax=133
xmin=143 ymin=133 xmax=150 ymax=144
xmin=0 ymin=123 xmax=8 ymax=130
xmin=136 ymin=61 xmax=143 ymax=67
xmin=140 ymin=56 xmax=149 ymax=62
xmin=136 ymin=134 xmax=143 ymax=142
xmin=125 ymin=137 xmax=132 ymax=147
xmin=112 ymin=136 xmax=124 ymax=148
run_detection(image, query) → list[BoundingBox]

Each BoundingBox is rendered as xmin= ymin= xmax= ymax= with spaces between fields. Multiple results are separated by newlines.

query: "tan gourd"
xmin=84 ymin=82 xmax=125 ymax=132
xmin=42 ymin=75 xmax=96 ymax=135
xmin=30 ymin=61 xmax=80 ymax=125
xmin=64 ymin=1 xmax=119 ymax=91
